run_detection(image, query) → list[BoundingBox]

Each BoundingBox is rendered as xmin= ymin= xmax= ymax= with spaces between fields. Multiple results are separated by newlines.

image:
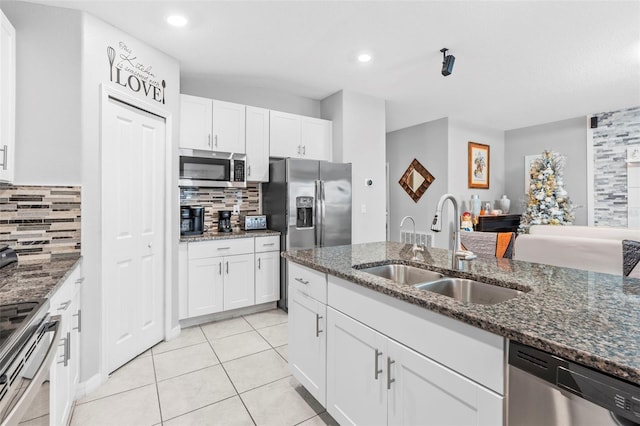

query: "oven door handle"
xmin=1 ymin=316 xmax=62 ymax=426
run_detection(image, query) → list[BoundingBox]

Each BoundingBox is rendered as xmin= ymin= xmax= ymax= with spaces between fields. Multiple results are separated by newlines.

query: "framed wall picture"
xmin=468 ymin=142 xmax=490 ymax=189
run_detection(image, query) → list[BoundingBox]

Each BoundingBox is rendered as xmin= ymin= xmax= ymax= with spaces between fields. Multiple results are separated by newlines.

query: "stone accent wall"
xmin=180 ymin=183 xmax=261 ymax=231
xmin=0 ymin=186 xmax=81 ymax=260
xmin=592 ymin=106 xmax=640 ymax=227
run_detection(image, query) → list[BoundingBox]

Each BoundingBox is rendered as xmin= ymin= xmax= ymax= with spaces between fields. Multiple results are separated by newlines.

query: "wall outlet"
xmin=232 ymin=204 xmax=240 ymax=214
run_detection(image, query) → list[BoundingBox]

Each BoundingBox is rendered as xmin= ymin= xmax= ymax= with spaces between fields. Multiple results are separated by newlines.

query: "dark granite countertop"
xmin=180 ymin=229 xmax=280 ymax=242
xmin=0 ymin=255 xmax=82 ymax=306
xmin=283 ymin=242 xmax=640 ymax=386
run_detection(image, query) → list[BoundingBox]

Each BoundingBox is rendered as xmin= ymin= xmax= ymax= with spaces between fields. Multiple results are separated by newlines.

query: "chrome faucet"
xmin=431 ymin=193 xmax=476 ymax=269
xmin=400 ymin=215 xmax=424 ymax=260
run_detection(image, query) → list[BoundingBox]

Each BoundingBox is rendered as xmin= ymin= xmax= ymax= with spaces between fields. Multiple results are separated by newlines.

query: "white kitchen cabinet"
xmin=222 ymin=253 xmax=255 ymax=311
xmin=245 ymin=106 xmax=270 ymax=182
xmin=180 ymin=94 xmax=213 ymax=151
xmin=49 ymin=262 xmax=83 ymax=426
xmin=255 ymin=236 xmax=280 ymax=304
xmin=269 ymin=110 xmax=300 ymax=158
xmin=178 ymin=242 xmax=188 ymax=320
xmin=0 ymin=9 xmax=15 ymax=183
xmin=188 ymin=256 xmax=225 ymax=317
xmin=327 ymin=307 xmax=502 ymax=426
xmin=269 ymin=110 xmax=332 ymax=160
xmin=288 ymin=272 xmax=327 ymax=407
xmin=179 ymin=95 xmax=246 ymax=153
xmin=212 ymin=99 xmax=246 ymax=154
xmin=326 ymin=307 xmax=386 ymax=425
xmin=186 ymin=238 xmax=257 ymax=317
xmin=301 ymin=116 xmax=331 ymax=161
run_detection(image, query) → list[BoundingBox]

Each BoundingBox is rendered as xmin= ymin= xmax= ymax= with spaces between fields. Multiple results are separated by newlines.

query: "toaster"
xmin=241 ymin=214 xmax=267 ymax=230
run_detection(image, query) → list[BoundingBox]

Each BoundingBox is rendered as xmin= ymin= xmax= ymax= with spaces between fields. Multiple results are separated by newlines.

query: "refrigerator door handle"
xmin=320 ymin=180 xmax=326 ymax=247
xmin=315 ymin=180 xmax=322 ymax=247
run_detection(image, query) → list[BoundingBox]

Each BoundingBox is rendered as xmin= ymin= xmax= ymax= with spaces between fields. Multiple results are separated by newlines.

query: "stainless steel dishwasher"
xmin=508 ymin=341 xmax=640 ymax=426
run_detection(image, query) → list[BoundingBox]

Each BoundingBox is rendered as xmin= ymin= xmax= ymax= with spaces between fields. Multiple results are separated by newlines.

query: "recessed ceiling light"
xmin=358 ymin=53 xmax=372 ymax=63
xmin=167 ymin=15 xmax=188 ymax=27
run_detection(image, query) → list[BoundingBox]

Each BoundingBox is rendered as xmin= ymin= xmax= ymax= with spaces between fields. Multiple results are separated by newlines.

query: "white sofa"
xmin=514 ymin=225 xmax=640 ymax=275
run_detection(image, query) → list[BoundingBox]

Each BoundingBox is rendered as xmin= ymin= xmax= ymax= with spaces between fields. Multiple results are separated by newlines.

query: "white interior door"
xmin=102 ymin=96 xmax=165 ymax=373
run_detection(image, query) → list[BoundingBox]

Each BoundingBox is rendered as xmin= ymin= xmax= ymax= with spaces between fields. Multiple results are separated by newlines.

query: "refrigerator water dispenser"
xmin=296 ymin=196 xmax=314 ymax=228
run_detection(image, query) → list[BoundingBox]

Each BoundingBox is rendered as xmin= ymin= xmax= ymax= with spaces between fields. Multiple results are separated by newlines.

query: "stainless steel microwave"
xmin=179 ymin=148 xmax=246 ymax=188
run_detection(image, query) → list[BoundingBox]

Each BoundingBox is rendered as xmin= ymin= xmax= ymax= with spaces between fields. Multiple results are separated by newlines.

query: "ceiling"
xmin=19 ymin=0 xmax=640 ymax=132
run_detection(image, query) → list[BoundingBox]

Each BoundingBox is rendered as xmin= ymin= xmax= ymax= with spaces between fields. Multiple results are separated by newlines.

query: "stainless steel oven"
xmin=0 ymin=301 xmax=62 ymax=426
xmin=179 ymin=148 xmax=246 ymax=188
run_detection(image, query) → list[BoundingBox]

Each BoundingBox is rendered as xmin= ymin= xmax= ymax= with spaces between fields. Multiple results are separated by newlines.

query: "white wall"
xmin=80 ymin=13 xmax=180 ymax=383
xmin=322 ymin=90 xmax=386 ymax=244
xmin=386 ymin=118 xmax=449 ymax=248
xmin=181 ymin=75 xmax=321 ymax=118
xmin=0 ymin=2 xmax=82 ymax=184
xmin=448 ymin=119 xmax=505 ymax=214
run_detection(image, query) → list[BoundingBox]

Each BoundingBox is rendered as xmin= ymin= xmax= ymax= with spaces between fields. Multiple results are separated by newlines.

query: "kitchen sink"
xmin=359 ymin=264 xmax=444 ymax=285
xmin=415 ymin=278 xmax=523 ymax=305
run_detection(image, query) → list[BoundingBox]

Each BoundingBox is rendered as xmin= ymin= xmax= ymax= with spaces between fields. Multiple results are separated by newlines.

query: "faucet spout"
xmin=431 ymin=193 xmax=475 ymax=269
xmin=400 ymin=216 xmax=423 ymax=260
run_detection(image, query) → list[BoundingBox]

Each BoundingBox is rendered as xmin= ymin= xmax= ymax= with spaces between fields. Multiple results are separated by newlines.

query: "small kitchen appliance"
xmin=180 ymin=206 xmax=205 ymax=236
xmin=179 ymin=148 xmax=246 ymax=188
xmin=240 ymin=214 xmax=267 ymax=231
xmin=218 ymin=210 xmax=232 ymax=233
xmin=0 ymin=246 xmax=17 ymax=269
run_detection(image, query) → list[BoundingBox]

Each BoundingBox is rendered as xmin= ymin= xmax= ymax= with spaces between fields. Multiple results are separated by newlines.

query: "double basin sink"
xmin=359 ymin=263 xmax=523 ymax=305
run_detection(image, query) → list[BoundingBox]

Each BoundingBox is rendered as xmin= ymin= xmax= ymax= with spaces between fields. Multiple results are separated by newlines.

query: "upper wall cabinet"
xmin=180 ymin=94 xmax=246 ymax=154
xmin=270 ymin=110 xmax=332 ymax=161
xmin=245 ymin=106 xmax=270 ymax=182
xmin=0 ymin=10 xmax=16 ymax=183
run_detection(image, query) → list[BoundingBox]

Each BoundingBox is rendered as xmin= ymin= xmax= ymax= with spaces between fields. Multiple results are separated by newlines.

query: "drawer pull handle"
xmin=75 ymin=277 xmax=85 ymax=285
xmin=387 ymin=357 xmax=395 ymax=389
xmin=73 ymin=309 xmax=82 ymax=333
xmin=294 ymin=277 xmax=309 ymax=285
xmin=315 ymin=314 xmax=323 ymax=337
xmin=374 ymin=349 xmax=383 ymax=380
xmin=57 ymin=300 xmax=71 ymax=311
xmin=262 ymin=243 xmax=275 ymax=246
xmin=217 ymin=247 xmax=231 ymax=250
xmin=258 ymin=258 xmax=261 ymax=269
xmin=226 ymin=261 xmax=229 ymax=274
xmin=219 ymin=262 xmax=222 ymax=275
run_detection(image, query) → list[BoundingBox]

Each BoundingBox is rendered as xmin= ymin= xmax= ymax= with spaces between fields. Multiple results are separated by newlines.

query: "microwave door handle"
xmin=2 ymin=317 xmax=63 ymax=426
xmin=315 ymin=180 xmax=321 ymax=247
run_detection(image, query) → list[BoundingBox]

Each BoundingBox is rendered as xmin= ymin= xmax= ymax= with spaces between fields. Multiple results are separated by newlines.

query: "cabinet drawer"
xmin=189 ymin=237 xmax=254 ymax=259
xmin=288 ymin=261 xmax=327 ymax=304
xmin=255 ymin=235 xmax=280 ymax=252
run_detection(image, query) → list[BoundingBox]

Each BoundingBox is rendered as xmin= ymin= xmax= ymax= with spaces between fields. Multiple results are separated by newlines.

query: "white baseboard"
xmin=75 ymin=372 xmax=107 ymax=399
xmin=179 ymin=302 xmax=277 ymax=329
xmin=166 ymin=325 xmax=181 ymax=341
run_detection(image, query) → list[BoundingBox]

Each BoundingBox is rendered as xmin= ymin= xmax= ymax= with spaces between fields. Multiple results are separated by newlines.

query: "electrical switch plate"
xmin=232 ymin=204 xmax=240 ymax=214
xmin=361 ymin=204 xmax=367 ymax=213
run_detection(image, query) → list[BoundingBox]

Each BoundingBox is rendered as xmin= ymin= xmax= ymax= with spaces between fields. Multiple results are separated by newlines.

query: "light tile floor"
xmin=67 ymin=309 xmax=337 ymax=426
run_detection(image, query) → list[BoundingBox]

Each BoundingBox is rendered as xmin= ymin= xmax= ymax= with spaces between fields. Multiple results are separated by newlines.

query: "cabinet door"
xmin=212 ymin=100 xmax=246 ymax=153
xmin=289 ymin=284 xmax=327 ymax=406
xmin=269 ymin=110 xmax=300 ymax=158
xmin=326 ymin=307 xmax=387 ymax=425
xmin=223 ymin=253 xmax=255 ymax=310
xmin=188 ymin=257 xmax=224 ymax=317
xmin=0 ymin=10 xmax=15 ymax=183
xmin=245 ymin=106 xmax=270 ymax=182
xmin=180 ymin=94 xmax=212 ymax=150
xmin=387 ymin=339 xmax=503 ymax=426
xmin=68 ymin=292 xmax=81 ymax=395
xmin=178 ymin=242 xmax=188 ymax=320
xmin=255 ymin=250 xmax=280 ymax=304
xmin=301 ymin=117 xmax=331 ymax=161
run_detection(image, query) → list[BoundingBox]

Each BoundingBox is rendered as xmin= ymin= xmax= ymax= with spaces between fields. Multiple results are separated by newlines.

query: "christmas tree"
xmin=519 ymin=150 xmax=575 ymax=233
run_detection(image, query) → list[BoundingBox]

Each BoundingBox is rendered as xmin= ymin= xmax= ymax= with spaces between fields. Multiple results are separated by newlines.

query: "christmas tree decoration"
xmin=519 ymin=150 xmax=575 ymax=233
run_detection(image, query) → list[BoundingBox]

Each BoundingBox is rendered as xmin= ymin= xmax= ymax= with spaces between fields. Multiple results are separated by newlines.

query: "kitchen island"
xmin=283 ymin=241 xmax=640 ymax=425
xmin=284 ymin=241 xmax=640 ymax=385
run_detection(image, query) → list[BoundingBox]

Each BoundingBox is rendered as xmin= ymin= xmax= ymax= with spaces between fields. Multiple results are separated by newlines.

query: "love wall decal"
xmin=107 ymin=42 xmax=166 ymax=104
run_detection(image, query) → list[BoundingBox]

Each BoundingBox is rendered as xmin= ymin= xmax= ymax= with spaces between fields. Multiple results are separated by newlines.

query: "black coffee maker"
xmin=180 ymin=206 xmax=205 ymax=236
xmin=218 ymin=210 xmax=232 ymax=233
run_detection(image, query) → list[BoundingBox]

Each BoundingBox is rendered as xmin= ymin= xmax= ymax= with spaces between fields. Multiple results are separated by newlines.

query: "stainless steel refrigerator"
xmin=263 ymin=158 xmax=352 ymax=310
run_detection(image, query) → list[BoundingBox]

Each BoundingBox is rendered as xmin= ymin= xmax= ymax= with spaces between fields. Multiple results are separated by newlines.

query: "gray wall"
xmin=180 ymin=75 xmax=321 ymax=118
xmin=387 ymin=118 xmax=449 ymax=248
xmin=1 ymin=1 xmax=82 ymax=185
xmin=504 ymin=117 xmax=588 ymax=225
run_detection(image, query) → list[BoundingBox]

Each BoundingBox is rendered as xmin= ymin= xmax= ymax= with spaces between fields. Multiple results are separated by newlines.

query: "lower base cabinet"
xmin=326 ymin=307 xmax=503 ymax=426
xmin=288 ymin=280 xmax=327 ymax=406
